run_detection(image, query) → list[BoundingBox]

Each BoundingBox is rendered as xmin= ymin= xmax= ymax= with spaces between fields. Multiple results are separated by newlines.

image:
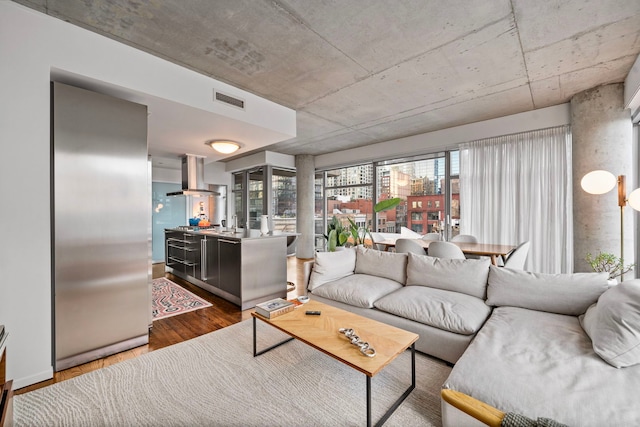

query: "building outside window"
xmin=317 ymin=150 xmax=459 ymax=248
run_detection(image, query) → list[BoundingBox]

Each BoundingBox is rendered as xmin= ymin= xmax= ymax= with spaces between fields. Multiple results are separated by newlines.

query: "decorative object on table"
xmin=581 ymin=170 xmax=640 ymax=281
xmin=152 ymin=277 xmax=212 ymax=320
xmin=255 ymin=298 xmax=294 ymax=318
xmin=286 ymin=281 xmax=296 ymax=292
xmin=346 ymin=197 xmax=403 ymax=247
xmin=585 ymin=251 xmax=635 ymax=282
xmin=338 ymin=328 xmax=376 ymax=357
xmin=260 ymin=214 xmax=270 ymax=235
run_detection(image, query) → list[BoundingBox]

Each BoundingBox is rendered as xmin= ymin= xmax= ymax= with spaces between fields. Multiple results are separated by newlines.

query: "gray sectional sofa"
xmin=304 ymin=246 xmax=640 ymax=426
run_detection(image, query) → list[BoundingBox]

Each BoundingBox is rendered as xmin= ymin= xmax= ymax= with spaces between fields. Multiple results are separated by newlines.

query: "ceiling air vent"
xmin=214 ymin=90 xmax=245 ymax=110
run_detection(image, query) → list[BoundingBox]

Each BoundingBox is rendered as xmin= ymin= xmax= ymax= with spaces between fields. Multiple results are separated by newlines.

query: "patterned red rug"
xmin=152 ymin=277 xmax=212 ymax=320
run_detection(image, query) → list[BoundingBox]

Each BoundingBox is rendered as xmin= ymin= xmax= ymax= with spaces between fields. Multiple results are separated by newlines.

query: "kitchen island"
xmin=165 ymin=227 xmax=289 ymax=310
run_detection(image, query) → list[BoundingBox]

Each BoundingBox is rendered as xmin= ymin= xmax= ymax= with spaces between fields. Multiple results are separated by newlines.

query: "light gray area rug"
xmin=14 ymin=319 xmax=451 ymax=426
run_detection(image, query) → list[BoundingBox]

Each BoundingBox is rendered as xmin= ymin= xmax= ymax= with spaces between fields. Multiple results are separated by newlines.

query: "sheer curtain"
xmin=459 ymin=125 xmax=573 ymax=273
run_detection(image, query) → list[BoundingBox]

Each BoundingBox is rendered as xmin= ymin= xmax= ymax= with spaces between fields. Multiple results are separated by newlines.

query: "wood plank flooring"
xmin=15 ymin=256 xmax=312 ymax=395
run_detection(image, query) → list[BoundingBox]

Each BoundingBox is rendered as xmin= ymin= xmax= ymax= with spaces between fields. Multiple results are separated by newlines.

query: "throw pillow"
xmin=580 ymin=280 xmax=640 ymax=368
xmin=354 ymin=246 xmax=407 ymax=284
xmin=406 ymin=253 xmax=491 ymax=299
xmin=486 ymin=266 xmax=609 ymax=315
xmin=308 ymin=247 xmax=356 ymax=291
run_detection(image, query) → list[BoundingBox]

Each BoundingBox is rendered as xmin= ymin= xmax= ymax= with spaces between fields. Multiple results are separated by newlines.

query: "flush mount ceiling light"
xmin=207 ymin=140 xmax=240 ymax=154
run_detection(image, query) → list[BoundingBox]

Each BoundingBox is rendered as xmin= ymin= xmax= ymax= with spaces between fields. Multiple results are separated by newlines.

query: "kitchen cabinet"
xmin=165 ymin=231 xmax=200 ymax=278
xmin=164 ymin=229 xmax=287 ymax=309
xmin=218 ymin=239 xmax=241 ymax=298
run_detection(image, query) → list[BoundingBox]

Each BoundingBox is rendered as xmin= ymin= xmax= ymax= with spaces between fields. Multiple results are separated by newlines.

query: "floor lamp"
xmin=581 ymin=170 xmax=640 ymax=281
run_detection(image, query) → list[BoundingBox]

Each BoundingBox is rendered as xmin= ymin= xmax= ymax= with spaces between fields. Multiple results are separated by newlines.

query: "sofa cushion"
xmin=310 ymin=274 xmax=403 ymax=309
xmin=373 ymin=286 xmax=492 ymax=335
xmin=308 ymin=248 xmax=356 ymax=291
xmin=406 ymin=253 xmax=491 ymax=299
xmin=444 ymin=306 xmax=640 ymax=427
xmin=486 ymin=266 xmax=608 ymax=315
xmin=355 ymin=246 xmax=407 ymax=284
xmin=580 ymin=280 xmax=640 ymax=368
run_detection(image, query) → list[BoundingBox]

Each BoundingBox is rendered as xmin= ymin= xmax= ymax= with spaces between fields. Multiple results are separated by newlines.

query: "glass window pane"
xmin=248 ymin=168 xmax=264 ymax=229
xmin=326 ymin=185 xmax=374 ymax=243
xmin=450 ymin=150 xmax=460 ymax=238
xmin=272 ymin=169 xmax=296 ymax=233
xmin=326 ymin=164 xmax=373 ymax=187
xmin=377 ymin=157 xmax=445 ymax=234
xmin=233 ymin=172 xmax=244 ymax=229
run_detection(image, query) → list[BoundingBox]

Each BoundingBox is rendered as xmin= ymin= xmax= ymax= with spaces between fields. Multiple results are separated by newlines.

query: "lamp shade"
xmin=581 ymin=170 xmax=617 ymax=195
xmin=628 ymin=188 xmax=640 ymax=211
xmin=207 ymin=140 xmax=240 ymax=154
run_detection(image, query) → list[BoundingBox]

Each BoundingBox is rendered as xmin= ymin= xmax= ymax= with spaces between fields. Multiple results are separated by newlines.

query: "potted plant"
xmin=585 ymin=251 xmax=635 ymax=283
xmin=325 ymin=216 xmax=350 ymax=251
xmin=346 ymin=197 xmax=403 ymax=248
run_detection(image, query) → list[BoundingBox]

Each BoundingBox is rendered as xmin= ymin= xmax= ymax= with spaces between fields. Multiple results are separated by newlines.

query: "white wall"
xmin=315 ymin=103 xmax=572 ymax=169
xmin=225 ymin=151 xmax=296 ymax=172
xmin=0 ymin=2 xmax=289 ymax=388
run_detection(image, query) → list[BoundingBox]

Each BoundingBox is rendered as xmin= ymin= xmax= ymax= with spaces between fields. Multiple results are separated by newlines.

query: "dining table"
xmin=374 ymin=239 xmax=516 ymax=266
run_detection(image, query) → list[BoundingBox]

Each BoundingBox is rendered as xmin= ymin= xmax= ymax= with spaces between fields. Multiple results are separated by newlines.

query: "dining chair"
xmin=450 ymin=234 xmax=478 ymax=243
xmin=427 ymin=241 xmax=466 ymax=259
xmin=503 ymin=241 xmax=531 ymax=270
xmin=395 ymin=238 xmax=426 ymax=255
xmin=450 ymin=234 xmax=483 ymax=259
xmin=421 ymin=232 xmax=442 ymax=242
xmin=369 ymin=232 xmax=386 ymax=251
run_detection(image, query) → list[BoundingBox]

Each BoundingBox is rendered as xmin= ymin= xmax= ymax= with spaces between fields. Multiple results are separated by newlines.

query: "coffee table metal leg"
xmin=252 ymin=316 xmax=295 ymax=357
xmin=367 ymin=343 xmax=416 ymax=427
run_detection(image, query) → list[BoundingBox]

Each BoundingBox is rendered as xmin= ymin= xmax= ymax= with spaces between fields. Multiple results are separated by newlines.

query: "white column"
xmin=296 ymin=154 xmax=316 ymax=259
xmin=572 ymin=83 xmax=634 ymax=277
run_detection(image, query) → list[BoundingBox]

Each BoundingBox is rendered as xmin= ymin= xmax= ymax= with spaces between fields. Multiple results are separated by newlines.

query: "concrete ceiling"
xmin=15 ymin=0 xmax=640 ymax=161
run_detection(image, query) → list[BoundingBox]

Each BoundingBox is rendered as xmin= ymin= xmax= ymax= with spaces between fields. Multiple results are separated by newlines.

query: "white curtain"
xmin=459 ymin=125 xmax=573 ymax=273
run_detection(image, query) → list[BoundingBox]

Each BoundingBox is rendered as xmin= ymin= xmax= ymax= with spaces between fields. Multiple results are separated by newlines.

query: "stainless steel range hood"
xmin=167 ymin=155 xmax=220 ymax=196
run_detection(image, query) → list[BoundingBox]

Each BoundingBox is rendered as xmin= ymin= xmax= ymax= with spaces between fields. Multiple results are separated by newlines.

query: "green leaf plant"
xmin=324 ymin=216 xmax=350 ymax=251
xmin=585 ymin=251 xmax=635 ymax=280
xmin=346 ymin=197 xmax=403 ymax=248
xmin=324 ymin=198 xmax=403 ymax=251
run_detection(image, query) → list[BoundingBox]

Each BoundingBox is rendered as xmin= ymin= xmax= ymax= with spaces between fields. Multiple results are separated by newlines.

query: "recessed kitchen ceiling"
xmin=19 ymin=0 xmax=640 ymax=161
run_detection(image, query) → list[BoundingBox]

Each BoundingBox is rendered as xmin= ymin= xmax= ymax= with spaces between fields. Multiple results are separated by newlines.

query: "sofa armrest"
xmin=441 ymin=389 xmax=504 ymax=427
xmin=302 ymin=260 xmax=315 ymax=292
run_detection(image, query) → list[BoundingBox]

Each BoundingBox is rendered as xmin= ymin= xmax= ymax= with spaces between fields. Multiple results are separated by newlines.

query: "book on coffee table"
xmin=255 ymin=298 xmax=294 ymax=318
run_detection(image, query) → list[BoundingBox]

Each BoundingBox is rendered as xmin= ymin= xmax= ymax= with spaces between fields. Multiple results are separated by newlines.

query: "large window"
xmin=316 ymin=150 xmax=459 ymax=248
xmin=323 ymin=165 xmax=374 ymax=248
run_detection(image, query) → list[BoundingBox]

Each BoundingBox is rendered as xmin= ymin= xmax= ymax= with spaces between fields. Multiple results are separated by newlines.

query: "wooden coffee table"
xmin=252 ymin=300 xmax=419 ymax=427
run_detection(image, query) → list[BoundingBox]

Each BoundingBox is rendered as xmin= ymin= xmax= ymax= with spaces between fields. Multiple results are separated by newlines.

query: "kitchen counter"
xmin=164 ymin=228 xmax=290 ymax=309
xmin=172 ymin=227 xmax=296 ymax=241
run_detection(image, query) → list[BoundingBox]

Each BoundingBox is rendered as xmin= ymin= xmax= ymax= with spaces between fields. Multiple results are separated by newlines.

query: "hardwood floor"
xmin=15 ymin=256 xmax=312 ymax=395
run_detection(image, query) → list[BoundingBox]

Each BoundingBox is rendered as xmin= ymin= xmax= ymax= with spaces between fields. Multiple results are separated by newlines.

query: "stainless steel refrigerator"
xmin=52 ymin=82 xmax=150 ymax=371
